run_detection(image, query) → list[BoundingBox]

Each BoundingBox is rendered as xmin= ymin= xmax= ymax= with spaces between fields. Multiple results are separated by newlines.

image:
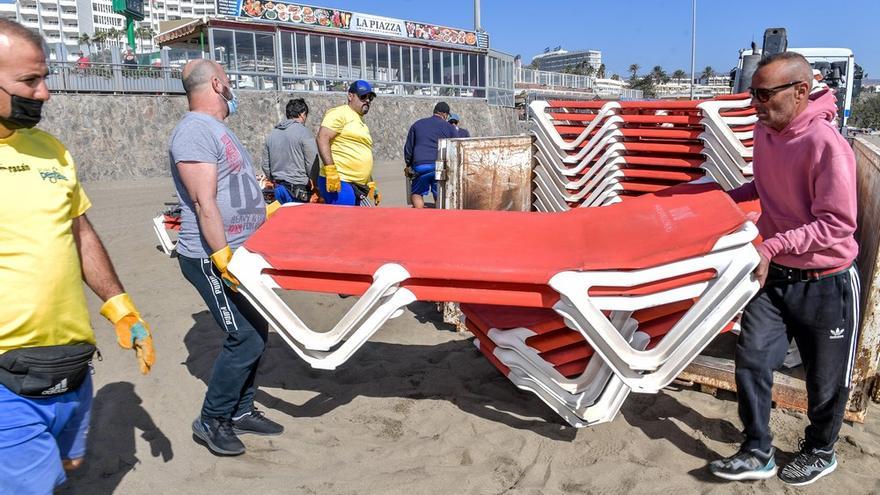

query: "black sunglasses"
xmin=357 ymin=93 xmax=375 ymax=102
xmin=748 ymin=81 xmax=804 ymax=103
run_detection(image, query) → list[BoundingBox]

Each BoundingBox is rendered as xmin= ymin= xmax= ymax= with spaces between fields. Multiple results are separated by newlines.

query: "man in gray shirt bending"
xmin=262 ymin=98 xmax=318 ymax=204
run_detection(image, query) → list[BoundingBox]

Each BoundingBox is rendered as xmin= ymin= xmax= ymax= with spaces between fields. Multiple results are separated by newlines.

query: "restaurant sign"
xmin=216 ymin=0 xmax=488 ymax=48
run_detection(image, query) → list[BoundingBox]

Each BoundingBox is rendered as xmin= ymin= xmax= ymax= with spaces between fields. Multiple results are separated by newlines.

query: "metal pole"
xmin=474 ymin=0 xmax=481 ymax=32
xmin=689 ymin=0 xmax=696 ymax=99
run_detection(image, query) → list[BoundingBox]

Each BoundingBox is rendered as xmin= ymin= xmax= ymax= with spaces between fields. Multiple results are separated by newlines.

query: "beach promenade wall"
xmin=40 ymin=92 xmax=521 ymax=181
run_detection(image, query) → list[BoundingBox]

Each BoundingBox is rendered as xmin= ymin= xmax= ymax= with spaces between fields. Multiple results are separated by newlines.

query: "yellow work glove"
xmin=100 ymin=293 xmax=155 ymax=375
xmin=367 ymin=181 xmax=381 ymax=206
xmin=265 ymin=200 xmax=281 ymax=219
xmin=210 ymin=245 xmax=241 ymax=292
xmin=323 ymin=165 xmax=341 ymax=192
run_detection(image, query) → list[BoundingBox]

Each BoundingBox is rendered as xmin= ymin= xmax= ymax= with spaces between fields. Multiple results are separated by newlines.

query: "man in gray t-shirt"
xmin=170 ymin=111 xmax=265 ymax=257
xmin=262 ymin=98 xmax=318 ymax=204
xmin=168 ymin=59 xmax=282 ymax=458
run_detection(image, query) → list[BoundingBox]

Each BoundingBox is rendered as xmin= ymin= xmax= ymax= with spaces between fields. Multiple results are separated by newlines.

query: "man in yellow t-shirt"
xmin=316 ymin=80 xmax=380 ymax=206
xmin=0 ymin=20 xmax=156 ymax=494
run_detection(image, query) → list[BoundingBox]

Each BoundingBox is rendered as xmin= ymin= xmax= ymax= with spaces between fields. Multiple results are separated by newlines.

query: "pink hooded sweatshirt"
xmin=729 ymin=89 xmax=858 ymax=269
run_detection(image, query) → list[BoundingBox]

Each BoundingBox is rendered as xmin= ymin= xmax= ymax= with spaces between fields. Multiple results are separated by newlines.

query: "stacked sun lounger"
xmin=227 ymin=183 xmax=761 ymax=426
xmin=463 ymin=299 xmax=733 ymax=427
xmin=530 ymin=93 xmax=757 ymax=212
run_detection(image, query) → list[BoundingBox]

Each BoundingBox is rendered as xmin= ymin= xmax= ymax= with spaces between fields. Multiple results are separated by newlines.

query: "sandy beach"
xmin=58 ymin=161 xmax=880 ymax=494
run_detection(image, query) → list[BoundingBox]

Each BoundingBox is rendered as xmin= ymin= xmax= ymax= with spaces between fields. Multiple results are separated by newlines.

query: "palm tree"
xmin=106 ymin=27 xmax=123 ymax=49
xmin=135 ymin=26 xmax=156 ymax=52
xmin=701 ymin=66 xmax=715 ymax=83
xmin=610 ymin=73 xmax=621 ymax=81
xmin=628 ymin=63 xmax=640 ymax=80
xmin=597 ymin=63 xmax=606 ymax=79
xmin=92 ymin=30 xmax=107 ymax=51
xmin=650 ymin=65 xmax=668 ymax=84
xmin=584 ymin=65 xmax=596 ymax=78
xmin=77 ymin=32 xmax=91 ymax=54
xmin=671 ymin=69 xmax=687 ymax=83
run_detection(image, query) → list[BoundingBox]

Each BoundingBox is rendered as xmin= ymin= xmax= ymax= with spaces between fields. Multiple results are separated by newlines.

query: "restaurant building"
xmin=157 ymin=1 xmax=515 ymax=105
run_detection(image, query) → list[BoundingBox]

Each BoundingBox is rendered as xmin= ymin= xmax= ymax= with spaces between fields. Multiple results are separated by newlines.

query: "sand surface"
xmin=58 ymin=161 xmax=880 ymax=494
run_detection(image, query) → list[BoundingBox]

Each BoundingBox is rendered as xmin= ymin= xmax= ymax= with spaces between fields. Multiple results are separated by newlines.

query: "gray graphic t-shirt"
xmin=169 ymin=112 xmax=266 ymax=258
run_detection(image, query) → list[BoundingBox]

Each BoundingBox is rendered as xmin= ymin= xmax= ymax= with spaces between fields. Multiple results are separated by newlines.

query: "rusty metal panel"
xmin=436 ymin=136 xmax=533 ymax=330
xmin=437 ymin=136 xmax=533 ymax=211
xmin=851 ymin=137 xmax=880 ymax=415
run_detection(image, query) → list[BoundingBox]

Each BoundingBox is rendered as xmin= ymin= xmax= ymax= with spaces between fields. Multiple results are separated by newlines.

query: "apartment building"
xmin=5 ymin=0 xmax=215 ymax=53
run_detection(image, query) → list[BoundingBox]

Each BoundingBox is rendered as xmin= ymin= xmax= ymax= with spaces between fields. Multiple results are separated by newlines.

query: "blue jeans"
xmin=178 ymin=255 xmax=269 ymax=419
xmin=0 ymin=374 xmax=93 ymax=495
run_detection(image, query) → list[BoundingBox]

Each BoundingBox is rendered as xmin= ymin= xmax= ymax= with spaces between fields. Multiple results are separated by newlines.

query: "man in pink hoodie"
xmin=709 ymin=52 xmax=859 ymax=486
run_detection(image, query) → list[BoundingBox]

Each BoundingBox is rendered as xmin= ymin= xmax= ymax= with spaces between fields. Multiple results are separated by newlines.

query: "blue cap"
xmin=348 ymin=80 xmax=376 ymax=97
xmin=448 ymin=113 xmax=461 ymax=123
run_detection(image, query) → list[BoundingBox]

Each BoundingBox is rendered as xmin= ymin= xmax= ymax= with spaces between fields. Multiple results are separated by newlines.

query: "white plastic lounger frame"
xmin=152 ymin=214 xmax=177 ymax=257
xmin=473 ymin=337 xmax=641 ymax=428
xmin=529 ymin=100 xmax=622 ymax=150
xmin=229 ymin=230 xmax=420 ymax=370
xmin=231 ymin=251 xmax=417 ymax=370
xmin=548 ymin=223 xmax=760 ymax=392
xmin=531 ymin=120 xmax=627 ymax=166
xmin=487 ymin=317 xmax=637 ymax=396
xmin=496 ymin=331 xmax=650 ymax=415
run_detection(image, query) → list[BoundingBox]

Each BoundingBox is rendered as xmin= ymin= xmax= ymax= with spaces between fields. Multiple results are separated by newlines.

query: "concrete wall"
xmin=39 ymin=92 xmax=521 ymax=181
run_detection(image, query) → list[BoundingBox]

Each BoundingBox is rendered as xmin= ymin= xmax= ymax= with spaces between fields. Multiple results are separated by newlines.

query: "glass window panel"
xmin=212 ymin=29 xmax=234 ymax=70
xmin=455 ymin=52 xmax=464 ymax=86
xmin=323 ymin=35 xmax=337 ymax=78
xmin=402 ymin=46 xmax=412 ymax=83
xmin=442 ymin=51 xmax=453 ymax=85
xmin=478 ymin=55 xmax=486 ymax=87
xmin=468 ymin=54 xmax=477 ymax=86
xmin=309 ymin=34 xmax=323 ymax=76
xmin=376 ymin=42 xmax=389 ymax=81
xmin=280 ymin=32 xmax=292 ymax=74
xmin=431 ymin=49 xmax=441 ymax=84
xmin=338 ymin=38 xmax=350 ymax=79
xmin=414 ymin=48 xmax=423 ymax=83
xmin=390 ymin=45 xmax=402 ymax=82
xmin=234 ymin=31 xmax=256 ymax=72
xmin=294 ymin=32 xmax=307 ymax=75
xmin=255 ymin=33 xmax=275 ymax=73
xmin=350 ymin=40 xmax=362 ymax=79
xmin=365 ymin=41 xmax=378 ymax=80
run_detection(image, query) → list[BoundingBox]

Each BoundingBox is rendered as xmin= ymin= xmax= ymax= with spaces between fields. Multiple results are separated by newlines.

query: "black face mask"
xmin=0 ymin=86 xmax=44 ymax=129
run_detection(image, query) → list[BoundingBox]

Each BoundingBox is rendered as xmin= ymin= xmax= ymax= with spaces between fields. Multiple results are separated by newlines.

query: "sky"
xmin=303 ymin=0 xmax=879 ymax=78
xmin=3 ymin=0 xmax=876 ymax=77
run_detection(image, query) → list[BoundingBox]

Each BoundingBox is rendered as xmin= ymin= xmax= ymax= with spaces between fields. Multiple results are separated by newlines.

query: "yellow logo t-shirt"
xmin=320 ymin=104 xmax=374 ymax=184
xmin=0 ymin=128 xmax=95 ymax=353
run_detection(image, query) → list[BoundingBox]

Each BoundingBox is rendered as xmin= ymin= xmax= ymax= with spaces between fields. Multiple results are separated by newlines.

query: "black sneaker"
xmin=192 ymin=416 xmax=246 ymax=456
xmin=778 ymin=440 xmax=837 ymax=486
xmin=232 ymin=408 xmax=284 ymax=436
xmin=709 ymin=446 xmax=777 ymax=481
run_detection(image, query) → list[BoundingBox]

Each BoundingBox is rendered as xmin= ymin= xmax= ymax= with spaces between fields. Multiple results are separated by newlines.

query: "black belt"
xmin=768 ymin=262 xmax=850 ymax=283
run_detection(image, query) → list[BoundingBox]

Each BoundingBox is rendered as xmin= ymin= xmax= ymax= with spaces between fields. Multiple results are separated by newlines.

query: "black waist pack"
xmin=276 ymin=180 xmax=311 ymax=202
xmin=0 ymin=343 xmax=96 ymax=398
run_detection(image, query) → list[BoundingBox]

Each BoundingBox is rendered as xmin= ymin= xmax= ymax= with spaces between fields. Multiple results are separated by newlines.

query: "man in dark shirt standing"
xmin=262 ymin=98 xmax=318 ymax=204
xmin=404 ymin=102 xmax=457 ymax=208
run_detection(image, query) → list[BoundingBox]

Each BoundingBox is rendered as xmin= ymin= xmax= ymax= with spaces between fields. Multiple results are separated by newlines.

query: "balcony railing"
xmin=47 ymin=62 xmax=184 ymax=94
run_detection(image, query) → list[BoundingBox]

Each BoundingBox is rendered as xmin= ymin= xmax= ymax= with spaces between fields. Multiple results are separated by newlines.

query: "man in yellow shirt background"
xmin=0 ymin=19 xmax=155 ymax=495
xmin=316 ymin=80 xmax=380 ymax=206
